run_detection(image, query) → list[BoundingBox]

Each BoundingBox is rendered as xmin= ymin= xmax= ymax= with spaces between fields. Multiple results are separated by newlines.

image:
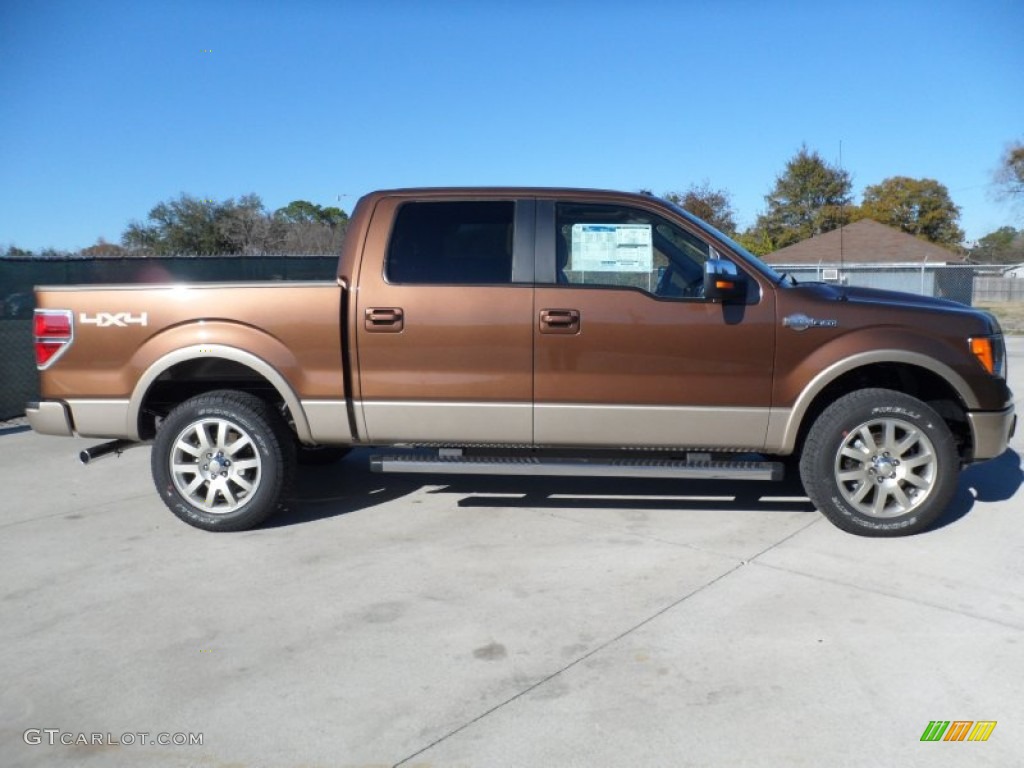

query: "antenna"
xmin=839 ymin=139 xmax=845 ymax=275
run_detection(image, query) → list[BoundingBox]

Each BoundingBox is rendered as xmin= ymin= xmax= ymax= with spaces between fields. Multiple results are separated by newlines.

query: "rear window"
xmin=385 ymin=201 xmax=515 ymax=285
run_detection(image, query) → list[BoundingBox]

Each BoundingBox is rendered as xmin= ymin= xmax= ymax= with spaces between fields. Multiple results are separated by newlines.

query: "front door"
xmin=533 ymin=199 xmax=776 ymax=450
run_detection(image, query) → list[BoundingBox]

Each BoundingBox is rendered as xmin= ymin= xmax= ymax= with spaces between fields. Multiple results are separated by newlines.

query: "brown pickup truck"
xmin=27 ymin=188 xmax=1015 ymax=536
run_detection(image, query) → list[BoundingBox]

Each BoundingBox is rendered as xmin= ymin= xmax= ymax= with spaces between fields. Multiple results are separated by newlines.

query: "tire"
xmin=799 ymin=388 xmax=958 ymax=537
xmin=152 ymin=390 xmax=295 ymax=531
xmin=296 ymin=444 xmax=352 ymax=465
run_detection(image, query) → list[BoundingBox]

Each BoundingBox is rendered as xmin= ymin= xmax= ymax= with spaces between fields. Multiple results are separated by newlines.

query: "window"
xmin=386 ymin=201 xmax=515 ymax=285
xmin=555 ymin=203 xmax=716 ymax=298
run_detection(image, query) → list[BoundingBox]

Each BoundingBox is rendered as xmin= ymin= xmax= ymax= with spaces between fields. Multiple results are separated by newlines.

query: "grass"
xmin=976 ymin=302 xmax=1024 ymax=334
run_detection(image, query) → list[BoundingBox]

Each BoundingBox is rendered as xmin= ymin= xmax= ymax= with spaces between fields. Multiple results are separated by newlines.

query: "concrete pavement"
xmin=1 ymin=339 xmax=1022 ymax=767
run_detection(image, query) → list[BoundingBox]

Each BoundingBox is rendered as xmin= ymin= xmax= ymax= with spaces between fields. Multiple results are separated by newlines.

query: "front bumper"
xmin=967 ymin=404 xmax=1016 ymax=462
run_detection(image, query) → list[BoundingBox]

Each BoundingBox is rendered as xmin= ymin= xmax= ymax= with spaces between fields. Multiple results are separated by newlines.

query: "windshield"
xmin=663 ymin=200 xmax=786 ymax=285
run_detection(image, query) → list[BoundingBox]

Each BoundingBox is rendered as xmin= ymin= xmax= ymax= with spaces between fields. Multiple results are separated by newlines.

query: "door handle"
xmin=365 ymin=307 xmax=404 ymax=332
xmin=539 ymin=308 xmax=580 ymax=334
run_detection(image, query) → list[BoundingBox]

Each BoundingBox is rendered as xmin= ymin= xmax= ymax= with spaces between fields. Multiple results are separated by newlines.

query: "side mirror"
xmin=703 ymin=259 xmax=746 ymax=302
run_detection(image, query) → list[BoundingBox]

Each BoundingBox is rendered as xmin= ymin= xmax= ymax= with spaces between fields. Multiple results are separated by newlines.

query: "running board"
xmin=370 ymin=454 xmax=784 ymax=481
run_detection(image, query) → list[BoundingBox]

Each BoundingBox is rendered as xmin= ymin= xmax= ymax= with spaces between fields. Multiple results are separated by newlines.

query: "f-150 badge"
xmin=79 ymin=312 xmax=148 ymax=327
xmin=783 ymin=313 xmax=838 ymax=331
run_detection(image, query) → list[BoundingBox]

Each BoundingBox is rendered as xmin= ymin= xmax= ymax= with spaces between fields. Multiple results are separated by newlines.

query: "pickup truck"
xmin=27 ymin=188 xmax=1015 ymax=536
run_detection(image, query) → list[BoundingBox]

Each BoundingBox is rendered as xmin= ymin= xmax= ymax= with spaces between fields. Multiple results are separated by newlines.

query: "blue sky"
xmin=1 ymin=0 xmax=1021 ymax=251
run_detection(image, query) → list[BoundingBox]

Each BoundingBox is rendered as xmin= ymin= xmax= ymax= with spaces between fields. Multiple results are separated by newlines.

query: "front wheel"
xmin=152 ymin=390 xmax=295 ymax=531
xmin=799 ymin=389 xmax=958 ymax=536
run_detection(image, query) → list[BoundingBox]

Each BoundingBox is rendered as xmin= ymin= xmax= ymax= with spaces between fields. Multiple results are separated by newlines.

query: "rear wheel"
xmin=152 ymin=390 xmax=295 ymax=531
xmin=799 ymin=388 xmax=958 ymax=536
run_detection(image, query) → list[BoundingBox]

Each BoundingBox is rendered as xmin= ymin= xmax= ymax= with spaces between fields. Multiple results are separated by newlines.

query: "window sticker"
xmin=570 ymin=223 xmax=653 ymax=272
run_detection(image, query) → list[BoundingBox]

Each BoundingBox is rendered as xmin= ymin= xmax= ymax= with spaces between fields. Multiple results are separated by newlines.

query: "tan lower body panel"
xmin=65 ymin=399 xmax=134 ymax=439
xmin=534 ymin=403 xmax=771 ymax=450
xmin=764 ymin=408 xmax=796 ymax=454
xmin=301 ymin=400 xmax=354 ymax=444
xmin=57 ymin=396 xmax=786 ymax=453
xmin=358 ymin=401 xmax=771 ymax=450
xmin=358 ymin=401 xmax=533 ymax=444
xmin=967 ymin=406 xmax=1015 ymax=461
xmin=65 ymin=398 xmax=354 ymax=445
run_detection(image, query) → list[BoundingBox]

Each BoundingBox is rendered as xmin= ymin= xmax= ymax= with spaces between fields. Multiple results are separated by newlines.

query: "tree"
xmin=860 ymin=176 xmax=964 ymax=247
xmin=120 ymin=194 xmax=349 ymax=255
xmin=274 ymin=200 xmax=349 ymax=228
xmin=750 ymin=145 xmax=854 ymax=251
xmin=733 ymin=230 xmax=775 ymax=257
xmin=995 ymin=140 xmax=1024 ymax=206
xmin=218 ymin=195 xmax=286 ymax=255
xmin=2 ymin=245 xmax=34 ymax=258
xmin=971 ymin=226 xmax=1024 ymax=264
xmin=274 ymin=200 xmax=325 ymax=225
xmin=273 ymin=200 xmax=349 ymax=253
xmin=122 ymin=194 xmax=237 ymax=255
xmin=664 ymin=181 xmax=737 ymax=235
xmin=79 ymin=238 xmax=127 ymax=257
xmin=319 ymin=206 xmax=348 ymax=227
xmin=33 ymin=247 xmax=72 ymax=260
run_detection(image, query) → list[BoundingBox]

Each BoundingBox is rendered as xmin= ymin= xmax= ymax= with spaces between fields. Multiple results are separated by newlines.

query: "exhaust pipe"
xmin=79 ymin=439 xmax=137 ymax=465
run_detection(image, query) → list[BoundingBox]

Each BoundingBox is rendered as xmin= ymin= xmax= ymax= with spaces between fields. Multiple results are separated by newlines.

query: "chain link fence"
xmin=773 ymin=263 xmax=1024 ymax=334
xmin=2 ymin=257 xmax=1021 ymax=421
xmin=774 ymin=263 xmax=978 ymax=303
xmin=1 ymin=255 xmax=337 ymax=421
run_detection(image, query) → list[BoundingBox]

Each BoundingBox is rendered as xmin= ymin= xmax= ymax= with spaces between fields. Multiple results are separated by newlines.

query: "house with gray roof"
xmin=766 ymin=219 xmax=971 ymax=303
xmin=767 ymin=218 xmax=963 ymax=266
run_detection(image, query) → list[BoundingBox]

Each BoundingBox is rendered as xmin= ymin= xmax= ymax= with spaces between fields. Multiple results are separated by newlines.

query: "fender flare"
xmin=128 ymin=344 xmax=313 ymax=443
xmin=766 ymin=348 xmax=976 ymax=454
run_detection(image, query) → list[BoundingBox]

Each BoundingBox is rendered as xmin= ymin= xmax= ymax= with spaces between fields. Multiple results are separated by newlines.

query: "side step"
xmin=370 ymin=454 xmax=784 ymax=482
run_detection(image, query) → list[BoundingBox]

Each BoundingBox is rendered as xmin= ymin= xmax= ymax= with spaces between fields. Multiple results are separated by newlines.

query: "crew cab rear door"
xmin=354 ymin=196 xmax=535 ymax=444
xmin=532 ymin=198 xmax=776 ymax=450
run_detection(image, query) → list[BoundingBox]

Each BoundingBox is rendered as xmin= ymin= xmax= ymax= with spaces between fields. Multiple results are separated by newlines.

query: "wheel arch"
xmin=769 ymin=350 xmax=976 ymax=460
xmin=129 ymin=344 xmax=312 ymax=443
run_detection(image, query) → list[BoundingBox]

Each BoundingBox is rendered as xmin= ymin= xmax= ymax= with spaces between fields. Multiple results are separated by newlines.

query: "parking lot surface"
xmin=2 ymin=338 xmax=1022 ymax=767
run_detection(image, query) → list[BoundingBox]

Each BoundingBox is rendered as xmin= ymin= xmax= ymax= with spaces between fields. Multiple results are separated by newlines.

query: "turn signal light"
xmin=34 ymin=309 xmax=74 ymax=369
xmin=969 ymin=336 xmax=1005 ymax=379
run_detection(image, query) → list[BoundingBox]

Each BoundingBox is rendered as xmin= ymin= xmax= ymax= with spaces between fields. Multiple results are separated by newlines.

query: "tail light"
xmin=34 ymin=309 xmax=74 ymax=369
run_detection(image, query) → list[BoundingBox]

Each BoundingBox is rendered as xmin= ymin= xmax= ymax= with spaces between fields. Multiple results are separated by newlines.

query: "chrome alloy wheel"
xmin=169 ymin=418 xmax=262 ymax=514
xmin=834 ymin=417 xmax=937 ymax=518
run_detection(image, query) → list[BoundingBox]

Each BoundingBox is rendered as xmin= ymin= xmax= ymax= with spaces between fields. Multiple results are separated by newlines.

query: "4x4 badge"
xmin=79 ymin=312 xmax=148 ymax=328
xmin=783 ymin=313 xmax=838 ymax=331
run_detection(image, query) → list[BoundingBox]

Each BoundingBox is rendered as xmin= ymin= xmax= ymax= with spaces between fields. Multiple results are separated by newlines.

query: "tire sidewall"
xmin=152 ymin=395 xmax=285 ymax=531
xmin=802 ymin=391 xmax=957 ymax=535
